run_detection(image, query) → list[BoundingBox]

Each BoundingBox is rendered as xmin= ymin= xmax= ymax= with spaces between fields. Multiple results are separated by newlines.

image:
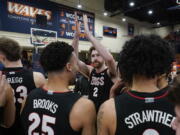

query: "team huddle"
xmin=0 ymin=14 xmax=180 ymax=135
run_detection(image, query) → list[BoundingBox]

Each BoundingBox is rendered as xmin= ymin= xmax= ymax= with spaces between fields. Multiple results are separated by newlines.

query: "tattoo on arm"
xmin=97 ymin=105 xmax=104 ymax=135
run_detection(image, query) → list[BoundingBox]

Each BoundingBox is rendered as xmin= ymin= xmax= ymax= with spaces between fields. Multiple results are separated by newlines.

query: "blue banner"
xmin=128 ymin=23 xmax=134 ymax=36
xmin=103 ymin=26 xmax=117 ymax=37
xmin=1 ymin=0 xmax=57 ymax=33
xmin=0 ymin=0 xmax=95 ymax=41
xmin=59 ymin=9 xmax=94 ymax=40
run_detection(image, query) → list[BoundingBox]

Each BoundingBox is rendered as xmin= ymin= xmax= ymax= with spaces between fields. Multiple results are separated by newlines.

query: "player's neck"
xmin=44 ymin=74 xmax=70 ymax=92
xmin=4 ymin=60 xmax=23 ymax=68
xmin=95 ymin=64 xmax=107 ymax=73
xmin=131 ymin=76 xmax=159 ymax=93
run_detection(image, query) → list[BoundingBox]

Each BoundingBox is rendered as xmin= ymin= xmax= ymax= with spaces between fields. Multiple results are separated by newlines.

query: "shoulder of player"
xmin=33 ymin=71 xmax=44 ymax=77
xmin=33 ymin=72 xmax=46 ymax=88
xmin=99 ymin=98 xmax=115 ymax=117
xmin=97 ymin=98 xmax=116 ymax=134
xmin=73 ymin=97 xmax=96 ymax=115
xmin=70 ymin=97 xmax=96 ymax=130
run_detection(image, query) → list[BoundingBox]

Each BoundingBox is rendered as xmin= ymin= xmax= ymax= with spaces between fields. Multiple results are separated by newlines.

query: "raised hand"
xmin=74 ymin=12 xmax=81 ymax=37
xmin=83 ymin=14 xmax=91 ymax=38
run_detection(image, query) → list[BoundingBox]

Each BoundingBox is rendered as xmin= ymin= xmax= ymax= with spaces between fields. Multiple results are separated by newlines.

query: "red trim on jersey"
xmin=2 ymin=69 xmax=23 ymax=74
xmin=42 ymin=87 xmax=70 ymax=93
xmin=127 ymin=91 xmax=169 ymax=100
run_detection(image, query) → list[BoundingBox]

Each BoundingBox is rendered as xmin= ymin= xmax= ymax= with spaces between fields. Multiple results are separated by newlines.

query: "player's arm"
xmin=2 ymin=85 xmax=15 ymax=127
xmin=110 ymin=78 xmax=126 ymax=98
xmin=70 ymin=98 xmax=96 ymax=135
xmin=81 ymin=100 xmax=96 ymax=135
xmin=72 ymin=13 xmax=93 ymax=77
xmin=0 ymin=72 xmax=15 ymax=128
xmin=97 ymin=99 xmax=116 ymax=135
xmin=33 ymin=72 xmax=46 ymax=88
xmin=83 ymin=14 xmax=117 ymax=78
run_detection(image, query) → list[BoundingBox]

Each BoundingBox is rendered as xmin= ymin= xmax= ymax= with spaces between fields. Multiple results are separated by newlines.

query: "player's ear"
xmin=0 ymin=53 xmax=6 ymax=63
xmin=66 ymin=62 xmax=72 ymax=72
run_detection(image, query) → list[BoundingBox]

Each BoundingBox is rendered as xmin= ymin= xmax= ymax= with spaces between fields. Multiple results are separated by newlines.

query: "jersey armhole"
xmin=114 ymin=97 xmax=121 ymax=135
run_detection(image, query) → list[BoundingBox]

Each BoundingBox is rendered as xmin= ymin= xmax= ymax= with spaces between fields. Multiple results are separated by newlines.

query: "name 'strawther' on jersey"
xmin=33 ymin=99 xmax=58 ymax=114
xmin=125 ymin=109 xmax=175 ymax=129
xmin=90 ymin=76 xmax=104 ymax=86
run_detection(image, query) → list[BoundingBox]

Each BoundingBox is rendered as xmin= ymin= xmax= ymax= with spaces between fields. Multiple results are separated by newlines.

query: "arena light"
xmin=103 ymin=12 xmax=108 ymax=16
xmin=129 ymin=2 xmax=135 ymax=7
xmin=77 ymin=4 xmax=82 ymax=9
xmin=148 ymin=10 xmax=153 ymax=15
xmin=122 ymin=18 xmax=126 ymax=22
xmin=77 ymin=0 xmax=82 ymax=9
xmin=157 ymin=22 xmax=160 ymax=26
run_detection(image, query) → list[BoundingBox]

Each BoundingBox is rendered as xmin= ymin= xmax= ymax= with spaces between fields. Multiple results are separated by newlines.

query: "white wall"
xmin=152 ymin=26 xmax=173 ymax=38
xmin=93 ymin=15 xmax=153 ymax=53
xmin=0 ymin=31 xmax=32 ymax=47
xmin=174 ymin=25 xmax=180 ymax=30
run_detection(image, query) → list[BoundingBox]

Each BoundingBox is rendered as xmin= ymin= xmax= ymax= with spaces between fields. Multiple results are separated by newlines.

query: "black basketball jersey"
xmin=89 ymin=68 xmax=113 ymax=111
xmin=1 ymin=67 xmax=36 ymax=135
xmin=21 ymin=88 xmax=81 ymax=135
xmin=74 ymin=74 xmax=89 ymax=98
xmin=115 ymin=87 xmax=175 ymax=135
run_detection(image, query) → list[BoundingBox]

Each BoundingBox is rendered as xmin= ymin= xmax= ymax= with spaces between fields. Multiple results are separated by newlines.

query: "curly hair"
xmin=168 ymin=75 xmax=180 ymax=105
xmin=118 ymin=35 xmax=175 ymax=84
xmin=40 ymin=41 xmax=74 ymax=73
xmin=0 ymin=37 xmax=22 ymax=61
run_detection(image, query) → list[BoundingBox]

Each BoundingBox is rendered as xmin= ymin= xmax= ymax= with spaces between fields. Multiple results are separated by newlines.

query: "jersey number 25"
xmin=28 ymin=112 xmax=56 ymax=135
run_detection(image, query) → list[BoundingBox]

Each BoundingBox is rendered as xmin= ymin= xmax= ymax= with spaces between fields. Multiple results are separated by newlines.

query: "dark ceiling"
xmin=104 ymin=0 xmax=180 ymax=27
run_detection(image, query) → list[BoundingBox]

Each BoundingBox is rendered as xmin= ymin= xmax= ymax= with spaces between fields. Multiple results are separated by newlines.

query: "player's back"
xmin=2 ymin=67 xmax=36 ymax=135
xmin=3 ymin=67 xmax=36 ymax=105
xmin=21 ymin=88 xmax=82 ymax=135
xmin=115 ymin=87 xmax=176 ymax=135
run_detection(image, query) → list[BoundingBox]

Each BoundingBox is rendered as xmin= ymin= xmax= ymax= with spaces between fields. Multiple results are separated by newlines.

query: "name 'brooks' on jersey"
xmin=21 ymin=88 xmax=81 ymax=135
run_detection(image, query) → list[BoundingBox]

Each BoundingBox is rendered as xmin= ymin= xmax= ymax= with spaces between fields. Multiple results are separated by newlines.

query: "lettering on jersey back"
xmin=124 ymin=110 xmax=175 ymax=129
xmin=33 ymin=99 xmax=58 ymax=114
xmin=7 ymin=77 xmax=23 ymax=84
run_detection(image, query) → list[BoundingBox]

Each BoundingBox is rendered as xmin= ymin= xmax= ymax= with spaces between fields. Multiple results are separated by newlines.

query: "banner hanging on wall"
xmin=103 ymin=26 xmax=117 ymax=37
xmin=59 ymin=9 xmax=94 ymax=40
xmin=128 ymin=23 xmax=135 ymax=36
xmin=0 ymin=0 xmax=95 ymax=41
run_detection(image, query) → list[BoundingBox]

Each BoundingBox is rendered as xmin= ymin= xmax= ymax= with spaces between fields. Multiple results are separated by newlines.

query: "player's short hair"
xmin=0 ymin=37 xmax=22 ymax=61
xmin=40 ymin=41 xmax=74 ymax=73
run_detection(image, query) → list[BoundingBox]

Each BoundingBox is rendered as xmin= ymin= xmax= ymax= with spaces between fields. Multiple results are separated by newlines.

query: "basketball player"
xmin=0 ymin=71 xmax=15 ymax=129
xmin=0 ymin=37 xmax=46 ymax=135
xmin=97 ymin=35 xmax=176 ymax=135
xmin=21 ymin=41 xmax=96 ymax=135
xmin=168 ymin=75 xmax=180 ymax=135
xmin=73 ymin=14 xmax=117 ymax=111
